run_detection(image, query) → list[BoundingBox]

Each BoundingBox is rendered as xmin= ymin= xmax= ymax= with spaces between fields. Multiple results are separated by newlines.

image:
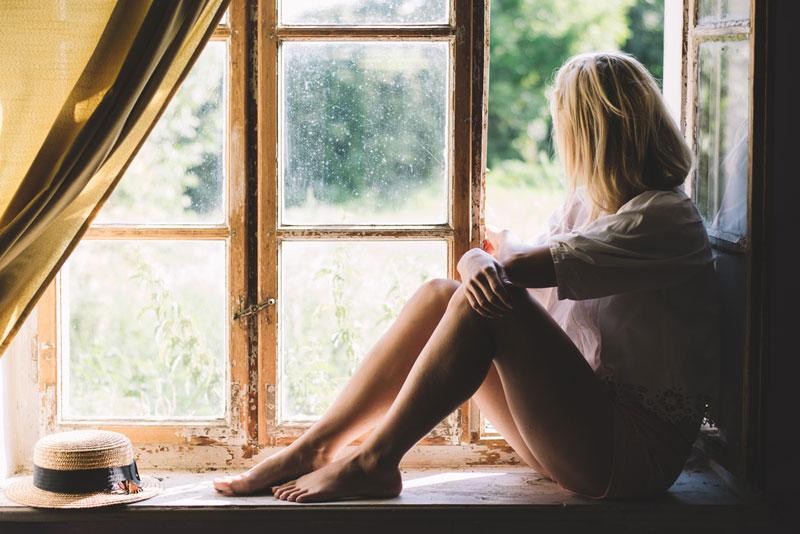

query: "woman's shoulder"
xmin=618 ymin=187 xmax=703 ymax=223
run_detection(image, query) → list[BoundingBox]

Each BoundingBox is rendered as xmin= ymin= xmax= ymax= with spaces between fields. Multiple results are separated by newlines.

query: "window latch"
xmin=234 ymin=298 xmax=276 ymax=321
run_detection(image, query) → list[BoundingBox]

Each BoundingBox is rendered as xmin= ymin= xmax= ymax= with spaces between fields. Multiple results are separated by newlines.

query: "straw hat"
xmin=4 ymin=430 xmax=161 ymax=508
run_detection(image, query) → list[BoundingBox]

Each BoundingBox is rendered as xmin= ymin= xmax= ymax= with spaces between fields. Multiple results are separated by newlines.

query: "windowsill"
xmin=0 ymin=466 xmax=755 ymax=529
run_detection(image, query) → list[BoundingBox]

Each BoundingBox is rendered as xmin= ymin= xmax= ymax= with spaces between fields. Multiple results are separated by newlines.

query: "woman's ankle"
xmin=353 ymin=444 xmax=402 ymax=473
xmin=290 ymin=436 xmax=337 ymax=467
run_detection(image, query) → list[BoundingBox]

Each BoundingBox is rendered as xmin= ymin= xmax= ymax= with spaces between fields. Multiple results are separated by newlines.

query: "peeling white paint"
xmin=126 ymin=443 xmax=521 ymax=471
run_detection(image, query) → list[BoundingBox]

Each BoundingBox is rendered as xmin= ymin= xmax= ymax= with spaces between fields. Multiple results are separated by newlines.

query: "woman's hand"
xmin=456 ymin=248 xmax=514 ymax=319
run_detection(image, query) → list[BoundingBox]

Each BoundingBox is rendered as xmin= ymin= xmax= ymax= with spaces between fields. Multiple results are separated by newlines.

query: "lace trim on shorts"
xmin=601 ymin=377 xmax=707 ymax=425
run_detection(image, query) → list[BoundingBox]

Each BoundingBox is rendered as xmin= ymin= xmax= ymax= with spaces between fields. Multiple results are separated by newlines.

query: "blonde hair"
xmin=549 ymin=52 xmax=692 ymax=217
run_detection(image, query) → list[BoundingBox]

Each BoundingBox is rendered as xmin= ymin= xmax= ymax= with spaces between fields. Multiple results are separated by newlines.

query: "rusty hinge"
xmin=234 ymin=297 xmax=276 ymax=321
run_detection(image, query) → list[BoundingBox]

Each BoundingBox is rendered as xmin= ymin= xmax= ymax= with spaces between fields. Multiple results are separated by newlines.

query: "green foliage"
xmin=66 ymin=244 xmax=225 ymax=419
xmin=282 ymin=43 xmax=446 ymax=210
xmin=622 ymin=0 xmax=665 ymax=84
xmin=98 ymin=43 xmax=225 ymax=223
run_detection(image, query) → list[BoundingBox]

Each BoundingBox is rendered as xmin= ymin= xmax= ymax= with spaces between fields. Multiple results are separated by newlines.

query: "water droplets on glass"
xmin=280 ymin=41 xmax=449 ymax=225
xmin=96 ymin=41 xmax=227 ymax=225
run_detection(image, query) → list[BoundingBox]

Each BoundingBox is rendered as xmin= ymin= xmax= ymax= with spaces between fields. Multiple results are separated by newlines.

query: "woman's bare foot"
xmin=272 ymin=451 xmax=402 ymax=503
xmin=213 ymin=443 xmax=333 ymax=496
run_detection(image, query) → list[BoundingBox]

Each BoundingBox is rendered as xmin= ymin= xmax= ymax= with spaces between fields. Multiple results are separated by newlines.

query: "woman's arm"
xmin=484 ymin=227 xmax=557 ymax=289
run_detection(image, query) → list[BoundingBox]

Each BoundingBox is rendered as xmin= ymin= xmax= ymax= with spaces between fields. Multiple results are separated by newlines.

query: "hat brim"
xmin=3 ymin=475 xmax=162 ymax=509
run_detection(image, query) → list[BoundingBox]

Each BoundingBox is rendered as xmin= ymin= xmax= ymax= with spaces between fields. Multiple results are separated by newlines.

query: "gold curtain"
xmin=0 ymin=0 xmax=228 ymax=355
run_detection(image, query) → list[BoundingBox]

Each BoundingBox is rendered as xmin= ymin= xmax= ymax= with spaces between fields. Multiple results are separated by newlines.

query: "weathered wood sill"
xmin=0 ymin=467 xmax=768 ymax=533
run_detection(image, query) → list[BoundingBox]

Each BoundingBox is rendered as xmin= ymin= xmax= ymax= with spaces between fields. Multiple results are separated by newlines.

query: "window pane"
xmin=281 ymin=42 xmax=449 ymax=225
xmin=695 ymin=40 xmax=750 ymax=242
xmin=280 ymin=0 xmax=449 ymax=26
xmin=698 ymin=0 xmax=750 ymax=24
xmin=279 ymin=240 xmax=447 ymax=421
xmin=62 ymin=240 xmax=227 ymax=420
xmin=96 ymin=41 xmax=227 ymax=225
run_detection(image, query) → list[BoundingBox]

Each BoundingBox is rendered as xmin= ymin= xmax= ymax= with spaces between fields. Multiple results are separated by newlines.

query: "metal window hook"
xmin=234 ymin=297 xmax=276 ymax=321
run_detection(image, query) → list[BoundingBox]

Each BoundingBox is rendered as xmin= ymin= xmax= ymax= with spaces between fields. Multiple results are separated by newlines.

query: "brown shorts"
xmin=596 ymin=397 xmax=700 ymax=500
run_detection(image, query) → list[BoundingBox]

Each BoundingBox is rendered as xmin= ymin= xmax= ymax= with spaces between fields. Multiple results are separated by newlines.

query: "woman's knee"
xmin=419 ymin=278 xmax=461 ymax=307
xmin=446 ymin=284 xmax=546 ymax=324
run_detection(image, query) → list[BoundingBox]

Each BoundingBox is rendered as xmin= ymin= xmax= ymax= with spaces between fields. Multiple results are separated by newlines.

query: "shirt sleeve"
xmin=547 ymin=190 xmax=713 ymax=301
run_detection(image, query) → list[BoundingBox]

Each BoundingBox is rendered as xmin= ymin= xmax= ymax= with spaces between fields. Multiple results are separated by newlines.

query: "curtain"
xmin=0 ymin=0 xmax=229 ymax=355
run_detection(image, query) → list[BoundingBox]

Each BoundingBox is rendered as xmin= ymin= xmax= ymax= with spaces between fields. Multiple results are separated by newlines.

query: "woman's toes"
xmin=227 ymin=474 xmax=252 ymax=493
xmin=286 ymin=489 xmax=305 ymax=502
xmin=213 ymin=476 xmax=234 ymax=493
xmin=275 ymin=482 xmax=295 ymax=500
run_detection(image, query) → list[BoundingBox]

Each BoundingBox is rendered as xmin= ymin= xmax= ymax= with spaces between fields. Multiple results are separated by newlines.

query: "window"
xmin=682 ymin=0 xmax=765 ymax=480
xmin=686 ymin=0 xmax=752 ymax=247
xmin=36 ymin=0 xmax=487 ymax=461
xmin=37 ymin=4 xmax=250 ymax=449
xmin=255 ymin=0 xmax=479 ymax=448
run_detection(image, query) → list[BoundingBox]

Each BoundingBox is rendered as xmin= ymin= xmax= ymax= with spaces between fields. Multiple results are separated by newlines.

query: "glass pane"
xmin=281 ymin=0 xmax=449 ymax=26
xmin=62 ymin=240 xmax=227 ymax=420
xmin=279 ymin=240 xmax=447 ymax=421
xmin=695 ymin=40 xmax=750 ymax=242
xmin=281 ymin=42 xmax=449 ymax=225
xmin=96 ymin=41 xmax=227 ymax=224
xmin=698 ymin=0 xmax=750 ymax=24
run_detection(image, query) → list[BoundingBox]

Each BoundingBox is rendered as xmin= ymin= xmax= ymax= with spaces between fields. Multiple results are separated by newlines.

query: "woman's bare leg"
xmin=214 ymin=278 xmax=461 ymax=495
xmin=472 ymin=363 xmax=551 ymax=477
xmin=272 ymin=285 xmax=613 ymax=502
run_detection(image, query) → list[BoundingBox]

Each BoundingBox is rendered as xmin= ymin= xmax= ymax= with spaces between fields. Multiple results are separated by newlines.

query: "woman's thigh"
xmin=473 ymin=364 xmax=552 ymax=477
xmin=479 ymin=286 xmax=614 ymax=497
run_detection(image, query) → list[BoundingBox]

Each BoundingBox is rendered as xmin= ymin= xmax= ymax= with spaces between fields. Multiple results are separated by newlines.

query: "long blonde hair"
xmin=549 ymin=52 xmax=692 ymax=217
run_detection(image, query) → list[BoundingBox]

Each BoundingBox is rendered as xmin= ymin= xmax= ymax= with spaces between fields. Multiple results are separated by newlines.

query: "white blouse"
xmin=529 ymin=187 xmax=720 ymax=427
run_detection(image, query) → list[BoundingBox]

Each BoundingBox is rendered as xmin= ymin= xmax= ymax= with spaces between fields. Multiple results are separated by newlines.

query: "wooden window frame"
xmin=684 ymin=0 xmax=753 ymax=250
xmin=254 ymin=0 xmax=491 ymax=448
xmin=34 ymin=0 xmax=502 ymax=467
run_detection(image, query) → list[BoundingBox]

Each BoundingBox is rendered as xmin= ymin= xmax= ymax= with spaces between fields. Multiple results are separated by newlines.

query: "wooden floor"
xmin=0 ymin=467 xmax=773 ymax=533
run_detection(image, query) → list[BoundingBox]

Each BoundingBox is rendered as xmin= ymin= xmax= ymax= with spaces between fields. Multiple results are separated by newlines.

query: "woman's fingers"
xmin=475 ymin=271 xmax=512 ymax=313
xmin=486 ymin=269 xmax=514 ymax=310
xmin=471 ymin=281 xmax=506 ymax=316
xmin=464 ymin=285 xmax=501 ymax=319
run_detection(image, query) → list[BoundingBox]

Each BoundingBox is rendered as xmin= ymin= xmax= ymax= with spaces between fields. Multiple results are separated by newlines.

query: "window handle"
xmin=233 ymin=298 xmax=276 ymax=321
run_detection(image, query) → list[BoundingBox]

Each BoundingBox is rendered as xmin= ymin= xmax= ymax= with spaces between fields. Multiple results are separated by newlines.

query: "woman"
xmin=214 ymin=52 xmax=719 ymax=501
